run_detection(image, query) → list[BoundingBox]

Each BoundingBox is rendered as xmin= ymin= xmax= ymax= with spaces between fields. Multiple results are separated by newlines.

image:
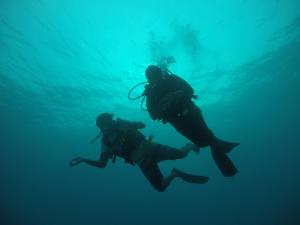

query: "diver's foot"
xmin=69 ymin=157 xmax=84 ymax=167
xmin=172 ymin=168 xmax=209 ymax=184
xmin=210 ymin=145 xmax=238 ymax=177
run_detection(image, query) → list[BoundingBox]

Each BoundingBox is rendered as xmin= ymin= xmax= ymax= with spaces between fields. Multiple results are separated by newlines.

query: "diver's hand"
xmin=182 ymin=143 xmax=200 ymax=154
xmin=70 ymin=157 xmax=84 ymax=167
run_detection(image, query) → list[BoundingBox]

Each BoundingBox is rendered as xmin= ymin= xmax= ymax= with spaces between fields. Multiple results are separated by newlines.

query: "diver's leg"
xmin=168 ymin=102 xmax=239 ymax=177
xmin=70 ymin=157 xmax=103 ymax=168
xmin=139 ymin=163 xmax=177 ymax=192
xmin=151 ymin=143 xmax=194 ymax=162
xmin=139 ymin=163 xmax=209 ymax=192
xmin=172 ymin=168 xmax=209 ymax=184
xmin=169 ymin=102 xmax=215 ymax=147
xmin=180 ymin=103 xmax=239 ymax=150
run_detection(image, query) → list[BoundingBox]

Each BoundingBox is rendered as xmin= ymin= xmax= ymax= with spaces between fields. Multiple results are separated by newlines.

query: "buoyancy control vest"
xmin=101 ymin=119 xmax=145 ymax=164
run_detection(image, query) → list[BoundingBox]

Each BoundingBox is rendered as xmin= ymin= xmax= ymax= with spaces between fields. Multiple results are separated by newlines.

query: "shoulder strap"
xmin=102 ymin=121 xmax=144 ymax=165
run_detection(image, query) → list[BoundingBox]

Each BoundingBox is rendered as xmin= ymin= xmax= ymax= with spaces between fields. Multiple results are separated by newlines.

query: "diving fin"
xmin=172 ymin=168 xmax=209 ymax=184
xmin=210 ymin=138 xmax=239 ymax=177
xmin=213 ymin=138 xmax=240 ymax=154
xmin=211 ymin=148 xmax=238 ymax=177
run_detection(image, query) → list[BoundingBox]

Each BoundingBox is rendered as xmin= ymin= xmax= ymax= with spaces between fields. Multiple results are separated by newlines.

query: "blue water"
xmin=1 ymin=0 xmax=300 ymax=224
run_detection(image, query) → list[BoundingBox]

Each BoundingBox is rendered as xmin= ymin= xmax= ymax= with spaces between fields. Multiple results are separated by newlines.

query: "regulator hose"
xmin=128 ymin=81 xmax=148 ymax=100
xmin=128 ymin=81 xmax=148 ymax=111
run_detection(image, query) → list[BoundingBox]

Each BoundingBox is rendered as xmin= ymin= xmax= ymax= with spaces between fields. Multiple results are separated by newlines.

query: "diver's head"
xmin=96 ymin=113 xmax=114 ymax=131
xmin=145 ymin=65 xmax=163 ymax=84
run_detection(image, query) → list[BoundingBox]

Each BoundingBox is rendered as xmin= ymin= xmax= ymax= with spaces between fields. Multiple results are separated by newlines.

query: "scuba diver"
xmin=70 ymin=113 xmax=209 ymax=192
xmin=132 ymin=65 xmax=239 ymax=177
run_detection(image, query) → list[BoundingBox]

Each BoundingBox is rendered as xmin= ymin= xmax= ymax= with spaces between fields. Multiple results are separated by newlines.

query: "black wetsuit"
xmin=145 ymin=74 xmax=215 ymax=147
xmin=145 ymin=73 xmax=238 ymax=177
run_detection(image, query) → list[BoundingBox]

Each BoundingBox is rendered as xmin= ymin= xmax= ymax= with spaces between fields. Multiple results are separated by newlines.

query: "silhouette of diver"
xmin=70 ymin=113 xmax=208 ymax=192
xmin=143 ymin=65 xmax=240 ymax=177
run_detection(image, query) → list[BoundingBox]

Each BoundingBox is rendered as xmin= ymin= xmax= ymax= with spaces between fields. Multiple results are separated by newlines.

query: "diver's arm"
xmin=130 ymin=121 xmax=146 ymax=129
xmin=146 ymin=95 xmax=162 ymax=120
xmin=80 ymin=151 xmax=110 ymax=168
xmin=69 ymin=150 xmax=111 ymax=168
xmin=83 ymin=143 xmax=113 ymax=168
xmin=117 ymin=118 xmax=146 ymax=129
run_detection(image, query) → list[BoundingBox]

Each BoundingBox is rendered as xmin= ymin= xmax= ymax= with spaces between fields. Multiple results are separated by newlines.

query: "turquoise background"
xmin=0 ymin=0 xmax=299 ymax=224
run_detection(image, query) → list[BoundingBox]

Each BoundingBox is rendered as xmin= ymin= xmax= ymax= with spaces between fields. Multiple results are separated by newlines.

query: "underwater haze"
xmin=1 ymin=0 xmax=300 ymax=224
